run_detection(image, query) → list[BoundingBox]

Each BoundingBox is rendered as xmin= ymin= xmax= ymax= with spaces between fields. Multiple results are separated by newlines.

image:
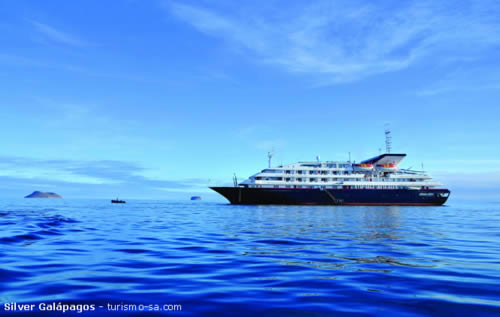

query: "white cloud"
xmin=417 ymin=66 xmax=500 ymax=96
xmin=166 ymin=0 xmax=500 ymax=84
xmin=255 ymin=139 xmax=286 ymax=150
xmin=30 ymin=20 xmax=90 ymax=47
xmin=435 ymin=171 xmax=500 ymax=189
xmin=0 ymin=53 xmax=50 ymax=67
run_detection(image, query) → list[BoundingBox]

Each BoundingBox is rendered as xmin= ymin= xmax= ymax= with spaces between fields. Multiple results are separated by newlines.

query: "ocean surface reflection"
xmin=1 ymin=199 xmax=500 ymax=316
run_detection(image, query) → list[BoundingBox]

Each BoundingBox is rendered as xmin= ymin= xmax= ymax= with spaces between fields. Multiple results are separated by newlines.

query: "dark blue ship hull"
xmin=210 ymin=187 xmax=450 ymax=206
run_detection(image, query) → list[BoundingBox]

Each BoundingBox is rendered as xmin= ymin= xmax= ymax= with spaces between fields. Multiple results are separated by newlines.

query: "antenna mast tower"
xmin=267 ymin=150 xmax=274 ymax=168
xmin=385 ymin=125 xmax=392 ymax=153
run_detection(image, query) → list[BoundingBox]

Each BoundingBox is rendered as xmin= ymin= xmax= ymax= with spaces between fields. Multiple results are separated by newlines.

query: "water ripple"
xmin=0 ymin=199 xmax=499 ymax=316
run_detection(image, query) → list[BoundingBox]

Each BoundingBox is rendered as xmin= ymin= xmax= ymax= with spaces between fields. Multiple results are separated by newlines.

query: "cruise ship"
xmin=210 ymin=148 xmax=450 ymax=206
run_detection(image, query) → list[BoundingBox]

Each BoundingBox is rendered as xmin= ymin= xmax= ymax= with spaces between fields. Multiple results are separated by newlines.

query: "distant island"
xmin=25 ymin=191 xmax=62 ymax=199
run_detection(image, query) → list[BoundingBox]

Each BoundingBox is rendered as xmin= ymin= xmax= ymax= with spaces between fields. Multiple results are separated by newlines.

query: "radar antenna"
xmin=385 ymin=124 xmax=392 ymax=153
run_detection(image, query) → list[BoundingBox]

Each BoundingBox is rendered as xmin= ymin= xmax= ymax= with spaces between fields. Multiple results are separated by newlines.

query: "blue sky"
xmin=0 ymin=0 xmax=499 ymax=200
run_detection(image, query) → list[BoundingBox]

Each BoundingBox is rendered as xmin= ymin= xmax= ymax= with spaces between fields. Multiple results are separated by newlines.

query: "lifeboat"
xmin=352 ymin=163 xmax=374 ymax=172
xmin=376 ymin=163 xmax=397 ymax=172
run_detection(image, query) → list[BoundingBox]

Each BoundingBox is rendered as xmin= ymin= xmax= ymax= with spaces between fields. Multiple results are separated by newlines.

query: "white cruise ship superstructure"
xmin=210 ymin=153 xmax=450 ymax=206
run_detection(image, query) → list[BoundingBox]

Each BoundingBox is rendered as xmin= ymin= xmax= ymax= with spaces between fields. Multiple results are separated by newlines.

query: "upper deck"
xmin=239 ymin=153 xmax=443 ymax=190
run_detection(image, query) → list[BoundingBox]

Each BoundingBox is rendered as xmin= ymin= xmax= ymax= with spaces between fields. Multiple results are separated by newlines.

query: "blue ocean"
xmin=1 ymin=198 xmax=499 ymax=316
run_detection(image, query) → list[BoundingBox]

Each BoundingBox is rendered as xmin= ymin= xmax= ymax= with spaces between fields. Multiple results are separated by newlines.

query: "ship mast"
xmin=385 ymin=125 xmax=392 ymax=153
xmin=267 ymin=150 xmax=274 ymax=168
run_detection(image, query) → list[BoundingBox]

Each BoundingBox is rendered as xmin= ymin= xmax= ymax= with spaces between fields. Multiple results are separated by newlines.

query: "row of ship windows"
xmin=293 ymin=163 xmax=351 ymax=169
xmin=251 ymin=185 xmax=412 ymax=189
xmin=254 ymin=177 xmax=419 ymax=182
xmin=263 ymin=169 xmax=350 ymax=175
